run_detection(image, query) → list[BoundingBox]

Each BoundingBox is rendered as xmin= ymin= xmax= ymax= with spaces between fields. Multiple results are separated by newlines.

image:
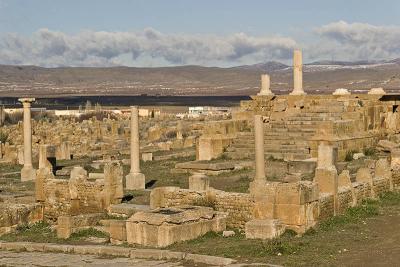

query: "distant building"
xmin=187 ymin=106 xmax=231 ymax=117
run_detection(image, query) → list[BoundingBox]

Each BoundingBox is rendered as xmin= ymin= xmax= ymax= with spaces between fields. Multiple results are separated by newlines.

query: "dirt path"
xmin=336 ymin=206 xmax=400 ymax=266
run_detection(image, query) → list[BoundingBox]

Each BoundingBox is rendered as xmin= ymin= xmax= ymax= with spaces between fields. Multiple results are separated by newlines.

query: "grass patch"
xmin=0 ymin=221 xmax=58 ymax=243
xmin=363 ymin=147 xmax=377 ymax=157
xmin=69 ymin=227 xmax=109 ymax=240
xmin=268 ymin=156 xmax=285 ymax=162
xmin=318 ymin=199 xmax=379 ymax=231
xmin=0 ymin=222 xmax=108 ymax=244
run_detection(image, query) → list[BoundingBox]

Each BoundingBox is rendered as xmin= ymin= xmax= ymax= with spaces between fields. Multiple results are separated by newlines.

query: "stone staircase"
xmin=224 ymin=112 xmax=342 ymax=161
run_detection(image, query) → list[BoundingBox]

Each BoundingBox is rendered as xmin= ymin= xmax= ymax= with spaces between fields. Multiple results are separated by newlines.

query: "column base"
xmin=126 ymin=172 xmax=145 ymax=190
xmin=249 ymin=179 xmax=267 ymax=196
xmin=21 ymin=166 xmax=36 ymax=182
xmin=257 ymin=91 xmax=275 ymax=96
xmin=289 ymin=90 xmax=307 ymax=96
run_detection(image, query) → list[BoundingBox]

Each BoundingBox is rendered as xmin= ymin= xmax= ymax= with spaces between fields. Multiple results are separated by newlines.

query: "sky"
xmin=0 ymin=0 xmax=400 ymax=67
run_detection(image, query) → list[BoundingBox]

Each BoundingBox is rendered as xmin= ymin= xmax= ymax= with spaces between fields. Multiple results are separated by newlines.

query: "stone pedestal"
xmin=126 ymin=106 xmax=145 ymax=190
xmin=126 ymin=172 xmax=146 ymax=190
xmin=19 ymin=98 xmax=36 ymax=181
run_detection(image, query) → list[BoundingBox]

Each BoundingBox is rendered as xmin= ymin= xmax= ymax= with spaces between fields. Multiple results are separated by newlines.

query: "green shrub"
xmin=345 ymin=150 xmax=358 ymax=161
xmin=0 ymin=130 xmax=8 ymax=143
xmin=363 ymin=147 xmax=377 ymax=157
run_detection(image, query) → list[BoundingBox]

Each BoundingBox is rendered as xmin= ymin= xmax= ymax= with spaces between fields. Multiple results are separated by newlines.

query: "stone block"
xmin=275 ymin=202 xmax=318 ymax=230
xmin=391 ymin=148 xmax=400 ymax=170
xmin=126 ymin=206 xmax=226 ymax=247
xmin=126 ymin=172 xmax=145 ymax=190
xmin=338 ymin=170 xmax=352 ymax=188
xmin=57 ymin=216 xmax=72 ymax=239
xmin=245 ymin=219 xmax=285 ymax=239
xmin=109 ymin=220 xmax=127 ymax=245
xmin=21 ymin=166 xmax=36 ymax=182
xmin=189 ymin=173 xmax=210 ymax=191
xmin=142 ymin=152 xmax=153 ymax=162
xmin=150 ymin=187 xmax=179 ymax=209
xmin=314 ymin=167 xmax=338 ymax=195
xmin=275 ymin=181 xmax=319 ymax=205
xmin=375 ymin=158 xmax=392 ymax=190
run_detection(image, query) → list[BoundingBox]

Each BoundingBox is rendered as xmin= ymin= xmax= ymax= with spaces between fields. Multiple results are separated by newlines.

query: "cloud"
xmin=309 ymin=21 xmax=400 ymax=61
xmin=0 ymin=28 xmax=297 ymax=67
xmin=2 ymin=21 xmax=400 ymax=67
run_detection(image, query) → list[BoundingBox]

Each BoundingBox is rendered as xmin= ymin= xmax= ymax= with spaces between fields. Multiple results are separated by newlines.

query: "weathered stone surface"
xmin=109 ymin=220 xmax=127 ymax=244
xmin=245 ymin=219 xmax=285 ymax=239
xmin=108 ymin=203 xmax=150 ymax=217
xmin=338 ymin=170 xmax=352 ymax=188
xmin=175 ymin=161 xmax=235 ymax=171
xmin=188 ymin=173 xmax=210 ymax=191
xmin=0 ymin=203 xmax=43 ymax=236
xmin=126 ymin=206 xmax=226 ymax=247
xmin=377 ymin=140 xmax=399 ymax=152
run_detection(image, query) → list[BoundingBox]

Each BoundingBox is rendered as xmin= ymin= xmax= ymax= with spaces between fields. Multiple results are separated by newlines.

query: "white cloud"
xmin=0 ymin=28 xmax=297 ymax=67
xmin=1 ymin=21 xmax=400 ymax=67
xmin=309 ymin=21 xmax=400 ymax=61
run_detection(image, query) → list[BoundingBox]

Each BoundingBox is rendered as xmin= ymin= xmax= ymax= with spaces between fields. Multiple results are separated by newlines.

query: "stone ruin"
xmin=1 ymin=49 xmax=400 ymax=247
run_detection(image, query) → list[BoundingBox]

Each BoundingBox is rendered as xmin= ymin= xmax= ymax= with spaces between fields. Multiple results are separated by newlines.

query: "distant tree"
xmin=95 ymin=102 xmax=102 ymax=112
xmin=85 ymin=100 xmax=92 ymax=111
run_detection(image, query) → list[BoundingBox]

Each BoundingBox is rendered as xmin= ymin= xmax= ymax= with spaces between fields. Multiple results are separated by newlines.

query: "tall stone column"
xmin=290 ymin=49 xmax=306 ymax=95
xmin=257 ymin=74 xmax=274 ymax=96
xmin=18 ymin=98 xmax=36 ymax=181
xmin=254 ymin=115 xmax=266 ymax=180
xmin=126 ymin=106 xmax=145 ymax=190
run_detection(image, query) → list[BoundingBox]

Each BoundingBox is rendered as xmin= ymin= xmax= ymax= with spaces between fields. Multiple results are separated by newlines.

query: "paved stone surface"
xmin=0 ymin=251 xmax=184 ymax=267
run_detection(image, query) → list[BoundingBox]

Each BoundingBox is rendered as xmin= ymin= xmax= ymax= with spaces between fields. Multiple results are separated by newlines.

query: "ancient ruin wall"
xmin=152 ymin=188 xmax=255 ymax=228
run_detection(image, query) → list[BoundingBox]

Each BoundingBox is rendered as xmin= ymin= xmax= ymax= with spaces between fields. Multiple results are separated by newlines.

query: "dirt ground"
xmin=335 ymin=205 xmax=400 ymax=266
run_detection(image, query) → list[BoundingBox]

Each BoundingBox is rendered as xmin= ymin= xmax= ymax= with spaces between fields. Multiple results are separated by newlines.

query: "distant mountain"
xmin=387 ymin=58 xmax=400 ymax=65
xmin=0 ymin=58 xmax=399 ymax=97
xmin=308 ymin=58 xmax=400 ymax=66
xmin=231 ymin=61 xmax=289 ymax=72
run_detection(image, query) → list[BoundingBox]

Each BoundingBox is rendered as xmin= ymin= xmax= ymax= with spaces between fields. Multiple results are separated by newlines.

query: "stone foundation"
xmin=126 ymin=206 xmax=226 ymax=247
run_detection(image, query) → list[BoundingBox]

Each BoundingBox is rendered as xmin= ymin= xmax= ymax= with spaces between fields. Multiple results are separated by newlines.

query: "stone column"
xmin=290 ymin=49 xmax=306 ymax=95
xmin=254 ymin=115 xmax=266 ymax=180
xmin=257 ymin=74 xmax=274 ymax=96
xmin=18 ymin=98 xmax=36 ymax=181
xmin=126 ymin=106 xmax=145 ymax=190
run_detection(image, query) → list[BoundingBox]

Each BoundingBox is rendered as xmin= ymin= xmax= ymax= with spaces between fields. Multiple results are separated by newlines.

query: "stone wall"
xmin=151 ymin=187 xmax=255 ymax=228
xmin=337 ymin=188 xmax=354 ymax=214
xmin=152 ymin=154 xmax=399 ymax=233
xmin=40 ymin=162 xmax=123 ymax=220
xmin=352 ymin=182 xmax=372 ymax=204
xmin=0 ymin=203 xmax=43 ymax=235
xmin=43 ymin=179 xmax=71 ymax=219
xmin=318 ymin=194 xmax=335 ymax=221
